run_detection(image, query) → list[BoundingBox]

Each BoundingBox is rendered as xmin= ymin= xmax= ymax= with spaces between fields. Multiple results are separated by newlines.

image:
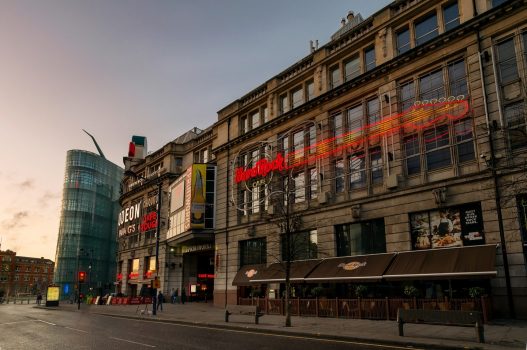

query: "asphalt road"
xmin=0 ymin=304 xmax=419 ymax=350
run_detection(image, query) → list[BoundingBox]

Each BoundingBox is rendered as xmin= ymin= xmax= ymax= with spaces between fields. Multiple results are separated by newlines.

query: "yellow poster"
xmin=190 ymin=164 xmax=207 ymax=228
xmin=47 ymin=286 xmax=60 ymax=302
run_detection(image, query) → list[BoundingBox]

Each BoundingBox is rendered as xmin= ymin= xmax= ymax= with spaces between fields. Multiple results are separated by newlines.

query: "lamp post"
xmin=125 ymin=170 xmax=162 ymax=316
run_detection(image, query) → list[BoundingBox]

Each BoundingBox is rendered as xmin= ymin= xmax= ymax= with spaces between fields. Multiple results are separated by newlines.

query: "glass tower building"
xmin=54 ymin=150 xmax=122 ymax=299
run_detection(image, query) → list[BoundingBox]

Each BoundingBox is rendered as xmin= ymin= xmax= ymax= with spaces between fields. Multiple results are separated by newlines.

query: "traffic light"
xmin=78 ymin=271 xmax=86 ymax=283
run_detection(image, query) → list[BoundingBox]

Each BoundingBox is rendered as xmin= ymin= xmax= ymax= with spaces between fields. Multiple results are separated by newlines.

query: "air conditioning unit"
xmin=386 ymin=174 xmax=398 ymax=189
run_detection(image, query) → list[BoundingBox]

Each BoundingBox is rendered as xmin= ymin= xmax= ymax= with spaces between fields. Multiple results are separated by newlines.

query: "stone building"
xmin=211 ymin=0 xmax=527 ymax=318
xmin=118 ymin=128 xmax=216 ymax=300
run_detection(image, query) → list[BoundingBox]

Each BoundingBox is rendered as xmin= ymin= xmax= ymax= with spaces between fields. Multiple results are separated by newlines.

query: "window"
xmin=333 ymin=112 xmax=343 ymax=144
xmin=239 ymin=238 xmax=266 ymax=267
xmin=250 ymin=110 xmax=260 ymax=129
xmin=309 ymin=168 xmax=318 ymax=199
xmin=262 ymin=105 xmax=269 ymax=123
xmin=347 ymin=105 xmax=363 ymax=134
xmin=280 ymin=94 xmax=290 ymax=114
xmin=292 ymin=86 xmax=303 ymax=109
xmin=344 ymin=55 xmax=360 ymax=81
xmin=370 ymin=147 xmax=383 ymax=184
xmin=404 ymin=135 xmax=421 ymax=175
xmin=281 ymin=230 xmax=318 ymax=260
xmin=397 ymin=27 xmax=411 ymax=55
xmin=308 ymin=125 xmax=316 ymax=154
xmin=293 ymin=130 xmax=304 ymax=162
xmin=419 ymin=69 xmax=444 ymax=100
xmin=497 ymin=38 xmax=519 ymax=84
xmin=349 ymin=153 xmax=366 ymax=189
xmin=364 ymin=46 xmax=376 ymax=72
xmin=240 ymin=116 xmax=248 ymax=134
xmin=293 ymin=172 xmax=305 ymax=203
xmin=424 ymin=124 xmax=451 ymax=170
xmin=335 ymin=159 xmax=345 ymax=193
xmin=330 ymin=65 xmax=341 ymax=88
xmin=415 ymin=12 xmax=438 ymax=46
xmin=305 ymin=80 xmax=315 ymax=101
xmin=399 ymin=81 xmax=415 ymax=111
xmin=448 ymin=60 xmax=467 ymax=96
xmin=505 ymin=102 xmax=527 ymax=150
xmin=367 ymin=98 xmax=380 ymax=125
xmin=454 ymin=119 xmax=475 ymax=162
xmin=443 ymin=2 xmax=460 ymax=31
xmin=335 ymin=219 xmax=386 ymax=256
xmin=492 ymin=0 xmax=507 ymax=7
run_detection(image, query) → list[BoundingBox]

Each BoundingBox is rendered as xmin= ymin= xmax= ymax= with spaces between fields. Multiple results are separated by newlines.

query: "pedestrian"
xmin=175 ymin=288 xmax=179 ymax=304
xmin=181 ymin=288 xmax=186 ymax=304
xmin=157 ymin=291 xmax=164 ymax=311
xmin=36 ymin=293 xmax=42 ymax=305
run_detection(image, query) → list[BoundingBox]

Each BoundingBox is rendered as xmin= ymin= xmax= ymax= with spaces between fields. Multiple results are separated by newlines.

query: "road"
xmin=0 ymin=304 xmax=421 ymax=350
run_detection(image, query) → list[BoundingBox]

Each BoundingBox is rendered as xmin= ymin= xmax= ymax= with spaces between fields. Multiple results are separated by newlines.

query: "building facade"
xmin=0 ymin=250 xmax=54 ymax=297
xmin=53 ymin=149 xmax=123 ymax=299
xmin=211 ymin=0 xmax=527 ymax=318
xmin=117 ymin=129 xmax=216 ymax=301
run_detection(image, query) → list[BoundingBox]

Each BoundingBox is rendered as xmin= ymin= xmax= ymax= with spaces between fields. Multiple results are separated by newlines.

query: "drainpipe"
xmin=474 ymin=1 xmax=515 ymax=318
xmin=224 ymin=117 xmax=231 ymax=307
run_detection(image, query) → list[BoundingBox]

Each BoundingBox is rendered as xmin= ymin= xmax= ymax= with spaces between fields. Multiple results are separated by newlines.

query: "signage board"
xmin=46 ymin=286 xmax=60 ymax=307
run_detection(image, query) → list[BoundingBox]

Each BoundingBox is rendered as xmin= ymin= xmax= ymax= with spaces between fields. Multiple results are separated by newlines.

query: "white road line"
xmin=1 ymin=320 xmax=37 ymax=325
xmin=37 ymin=320 xmax=56 ymax=326
xmin=109 ymin=337 xmax=156 ymax=348
xmin=65 ymin=326 xmax=88 ymax=333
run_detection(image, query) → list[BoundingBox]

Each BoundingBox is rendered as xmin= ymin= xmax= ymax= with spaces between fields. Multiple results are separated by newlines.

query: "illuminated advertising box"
xmin=46 ymin=286 xmax=60 ymax=307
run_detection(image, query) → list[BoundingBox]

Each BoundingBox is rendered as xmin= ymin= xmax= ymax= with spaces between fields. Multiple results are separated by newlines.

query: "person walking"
xmin=157 ymin=291 xmax=164 ymax=311
xmin=36 ymin=293 xmax=42 ymax=305
xmin=181 ymin=288 xmax=186 ymax=304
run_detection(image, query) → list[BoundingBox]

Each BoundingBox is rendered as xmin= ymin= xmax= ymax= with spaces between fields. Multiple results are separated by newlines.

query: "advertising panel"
xmin=410 ymin=202 xmax=484 ymax=250
xmin=46 ymin=286 xmax=60 ymax=306
xmin=190 ymin=164 xmax=207 ymax=229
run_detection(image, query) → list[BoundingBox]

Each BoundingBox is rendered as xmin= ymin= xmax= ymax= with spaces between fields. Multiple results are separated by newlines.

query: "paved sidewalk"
xmin=42 ymin=301 xmax=526 ymax=350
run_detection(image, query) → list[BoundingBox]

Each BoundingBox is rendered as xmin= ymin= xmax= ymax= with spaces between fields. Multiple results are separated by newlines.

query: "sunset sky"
xmin=0 ymin=0 xmax=391 ymax=261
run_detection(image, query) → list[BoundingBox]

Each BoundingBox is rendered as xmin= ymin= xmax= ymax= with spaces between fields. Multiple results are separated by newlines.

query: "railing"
xmin=238 ymin=296 xmax=492 ymax=323
xmin=0 ymin=297 xmax=42 ymax=305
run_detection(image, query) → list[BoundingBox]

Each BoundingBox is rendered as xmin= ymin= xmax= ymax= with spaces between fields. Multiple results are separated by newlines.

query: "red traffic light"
xmin=78 ymin=271 xmax=86 ymax=283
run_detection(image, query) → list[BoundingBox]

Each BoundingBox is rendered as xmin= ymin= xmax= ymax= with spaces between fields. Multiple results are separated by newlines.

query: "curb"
xmin=93 ymin=311 xmax=482 ymax=350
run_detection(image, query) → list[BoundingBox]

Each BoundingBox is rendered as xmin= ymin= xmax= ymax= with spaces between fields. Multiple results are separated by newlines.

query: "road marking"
xmin=109 ymin=337 xmax=156 ymax=348
xmin=103 ymin=315 xmax=422 ymax=350
xmin=37 ymin=320 xmax=56 ymax=326
xmin=1 ymin=320 xmax=37 ymax=325
xmin=65 ymin=326 xmax=88 ymax=333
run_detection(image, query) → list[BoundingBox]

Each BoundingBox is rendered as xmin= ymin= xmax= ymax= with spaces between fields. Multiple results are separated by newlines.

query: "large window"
xmin=404 ymin=134 xmax=421 ymax=175
xmin=443 ymin=2 xmax=459 ymax=31
xmin=424 ymin=124 xmax=451 ymax=170
xmin=292 ymin=86 xmax=304 ymax=109
xmin=370 ymin=147 xmax=383 ymax=184
xmin=454 ymin=118 xmax=475 ymax=162
xmin=239 ymin=238 xmax=267 ymax=267
xmin=496 ymin=38 xmax=519 ymax=84
xmin=330 ymin=65 xmax=341 ymax=88
xmin=397 ymin=27 xmax=411 ymax=55
xmin=349 ymin=153 xmax=366 ymax=189
xmin=364 ymin=46 xmax=376 ymax=72
xmin=415 ymin=12 xmax=438 ymax=46
xmin=344 ymin=55 xmax=360 ymax=81
xmin=335 ymin=159 xmax=345 ymax=193
xmin=336 ymin=219 xmax=386 ymax=256
xmin=281 ymin=230 xmax=318 ymax=260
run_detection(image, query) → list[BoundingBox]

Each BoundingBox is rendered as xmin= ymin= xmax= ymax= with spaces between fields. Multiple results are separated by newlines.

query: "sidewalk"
xmin=46 ymin=301 xmax=526 ymax=349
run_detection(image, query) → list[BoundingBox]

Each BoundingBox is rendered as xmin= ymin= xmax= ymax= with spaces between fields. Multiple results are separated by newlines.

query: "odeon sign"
xmin=234 ymin=97 xmax=469 ymax=184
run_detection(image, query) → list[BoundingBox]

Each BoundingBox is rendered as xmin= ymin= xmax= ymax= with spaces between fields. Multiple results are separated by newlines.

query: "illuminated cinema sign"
xmin=234 ymin=98 xmax=469 ymax=183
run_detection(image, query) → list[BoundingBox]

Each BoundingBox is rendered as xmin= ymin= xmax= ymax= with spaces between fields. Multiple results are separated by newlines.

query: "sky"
xmin=0 ymin=0 xmax=392 ymax=260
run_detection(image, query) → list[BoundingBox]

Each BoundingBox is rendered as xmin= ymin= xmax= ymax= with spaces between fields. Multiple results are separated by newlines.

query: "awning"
xmin=304 ymin=253 xmax=397 ymax=283
xmin=232 ymin=265 xmax=266 ymax=286
xmin=250 ymin=259 xmax=321 ymax=283
xmin=383 ymin=244 xmax=498 ymax=280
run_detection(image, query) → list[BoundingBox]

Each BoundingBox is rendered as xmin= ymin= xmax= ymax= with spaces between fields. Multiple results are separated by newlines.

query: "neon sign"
xmin=234 ymin=98 xmax=469 ymax=183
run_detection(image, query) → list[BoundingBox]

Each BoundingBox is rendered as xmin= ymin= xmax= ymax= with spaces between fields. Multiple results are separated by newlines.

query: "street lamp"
xmin=125 ymin=170 xmax=162 ymax=316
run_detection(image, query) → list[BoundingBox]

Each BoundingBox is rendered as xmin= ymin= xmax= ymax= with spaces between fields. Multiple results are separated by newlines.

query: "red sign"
xmin=140 ymin=212 xmax=157 ymax=232
xmin=144 ymin=270 xmax=154 ymax=279
xmin=235 ymin=153 xmax=286 ymax=183
xmin=117 ymin=273 xmax=123 ymax=281
xmin=128 ymin=272 xmax=139 ymax=280
xmin=198 ymin=274 xmax=215 ymax=279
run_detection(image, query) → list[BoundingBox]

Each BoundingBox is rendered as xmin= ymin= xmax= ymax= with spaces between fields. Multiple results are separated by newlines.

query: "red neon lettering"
xmin=235 ymin=153 xmax=285 ymax=183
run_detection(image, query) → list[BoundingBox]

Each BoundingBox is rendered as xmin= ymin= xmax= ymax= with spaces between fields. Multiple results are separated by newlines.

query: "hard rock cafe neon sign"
xmin=234 ymin=98 xmax=469 ymax=184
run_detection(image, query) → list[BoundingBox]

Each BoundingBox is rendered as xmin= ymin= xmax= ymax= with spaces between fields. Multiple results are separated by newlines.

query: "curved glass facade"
xmin=53 ymin=150 xmax=122 ymax=299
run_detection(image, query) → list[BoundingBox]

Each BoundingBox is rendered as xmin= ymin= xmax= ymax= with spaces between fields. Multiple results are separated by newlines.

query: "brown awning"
xmin=304 ymin=253 xmax=397 ymax=283
xmin=232 ymin=265 xmax=266 ymax=286
xmin=383 ymin=244 xmax=498 ymax=280
xmin=250 ymin=259 xmax=321 ymax=283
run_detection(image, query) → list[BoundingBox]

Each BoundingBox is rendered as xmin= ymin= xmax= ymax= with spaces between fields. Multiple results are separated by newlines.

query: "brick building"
xmin=0 ymin=250 xmax=54 ymax=297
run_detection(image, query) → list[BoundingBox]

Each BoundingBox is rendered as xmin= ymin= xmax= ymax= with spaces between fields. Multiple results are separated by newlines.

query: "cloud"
xmin=1 ymin=211 xmax=30 ymax=230
xmin=17 ymin=179 xmax=35 ymax=190
xmin=38 ymin=191 xmax=60 ymax=207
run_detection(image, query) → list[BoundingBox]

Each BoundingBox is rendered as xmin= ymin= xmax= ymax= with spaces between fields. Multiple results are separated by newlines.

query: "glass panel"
xmin=492 ymin=0 xmax=507 ymax=6
xmin=397 ymin=27 xmax=411 ymax=55
xmin=424 ymin=124 xmax=451 ymax=170
xmin=280 ymin=94 xmax=289 ymax=114
xmin=448 ymin=60 xmax=467 ymax=96
xmin=415 ymin=13 xmax=438 ymax=46
xmin=240 ymin=238 xmax=266 ymax=266
xmin=404 ymin=135 xmax=421 ymax=175
xmin=251 ymin=110 xmax=260 ymax=129
xmin=497 ymin=38 xmax=519 ymax=84
xmin=367 ymin=98 xmax=380 ymax=125
xmin=309 ymin=168 xmax=318 ymax=199
xmin=308 ymin=125 xmax=316 ymax=154
xmin=293 ymin=172 xmax=305 ymax=203
xmin=349 ymin=153 xmax=366 ymax=189
xmin=370 ymin=147 xmax=383 ymax=184
xmin=419 ymin=69 xmax=444 ymax=100
xmin=330 ymin=65 xmax=341 ymax=88
xmin=399 ymin=81 xmax=415 ymax=111
xmin=505 ymin=102 xmax=527 ymax=150
xmin=292 ymin=87 xmax=303 ymax=109
xmin=443 ymin=2 xmax=460 ymax=31
xmin=454 ymin=119 xmax=475 ymax=162
xmin=365 ymin=46 xmax=376 ymax=71
xmin=293 ymin=130 xmax=304 ymax=162
xmin=240 ymin=116 xmax=248 ymax=134
xmin=335 ymin=219 xmax=386 ymax=256
xmin=344 ymin=55 xmax=360 ymax=81
xmin=333 ymin=112 xmax=343 ymax=144
xmin=306 ymin=80 xmax=315 ymax=101
xmin=335 ymin=159 xmax=345 ymax=193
